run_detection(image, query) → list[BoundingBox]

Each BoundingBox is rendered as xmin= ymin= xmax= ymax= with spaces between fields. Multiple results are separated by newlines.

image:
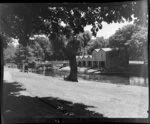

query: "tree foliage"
xmin=1 ymin=1 xmax=148 ymax=57
xmin=1 ymin=1 xmax=148 ymax=46
xmin=77 ymin=30 xmax=92 ymax=55
xmin=1 ymin=1 xmax=148 ymax=81
xmin=109 ymin=24 xmax=148 ymax=60
xmin=109 ymin=24 xmax=139 ymax=47
xmin=14 ymin=35 xmax=54 ymax=66
xmin=14 ymin=44 xmax=36 ymax=66
xmin=87 ymin=37 xmax=107 ymax=54
xmin=128 ymin=26 xmax=148 ymax=60
xmin=30 ymin=35 xmax=53 ymax=61
xmin=4 ymin=42 xmax=16 ymax=64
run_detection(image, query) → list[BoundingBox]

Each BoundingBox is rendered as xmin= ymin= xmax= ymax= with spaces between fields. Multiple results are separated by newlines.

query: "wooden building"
xmin=76 ymin=55 xmax=84 ymax=67
xmin=87 ymin=55 xmax=93 ymax=67
xmin=82 ymin=55 xmax=88 ymax=67
xmin=76 ymin=47 xmax=129 ymax=69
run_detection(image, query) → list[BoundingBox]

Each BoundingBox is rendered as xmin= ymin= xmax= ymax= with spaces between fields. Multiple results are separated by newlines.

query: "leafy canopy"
xmin=109 ymin=24 xmax=148 ymax=60
xmin=0 ymin=1 xmax=148 ymax=46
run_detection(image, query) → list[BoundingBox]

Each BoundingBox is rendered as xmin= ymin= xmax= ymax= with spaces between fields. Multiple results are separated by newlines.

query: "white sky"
xmin=84 ymin=20 xmax=134 ymax=39
xmin=12 ymin=34 xmax=47 ymax=47
xmin=12 ymin=38 xmax=19 ymax=47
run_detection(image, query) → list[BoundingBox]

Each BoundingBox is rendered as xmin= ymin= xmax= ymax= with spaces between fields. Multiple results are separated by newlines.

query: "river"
xmin=35 ymin=68 xmax=148 ymax=87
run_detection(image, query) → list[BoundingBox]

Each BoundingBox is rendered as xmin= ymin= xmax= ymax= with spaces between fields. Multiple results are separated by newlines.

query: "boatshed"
xmin=76 ymin=55 xmax=84 ymax=67
xmin=91 ymin=47 xmax=128 ymax=69
xmin=87 ymin=55 xmax=93 ymax=67
xmin=76 ymin=47 xmax=129 ymax=69
xmin=82 ymin=55 xmax=88 ymax=67
xmin=92 ymin=48 xmax=102 ymax=68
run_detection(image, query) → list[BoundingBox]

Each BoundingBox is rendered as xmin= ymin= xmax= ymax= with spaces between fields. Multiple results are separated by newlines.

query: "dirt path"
xmin=3 ymin=68 xmax=149 ymax=119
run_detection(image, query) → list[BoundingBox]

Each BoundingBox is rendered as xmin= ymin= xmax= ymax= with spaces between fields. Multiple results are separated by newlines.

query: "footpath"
xmin=2 ymin=67 xmax=149 ymax=123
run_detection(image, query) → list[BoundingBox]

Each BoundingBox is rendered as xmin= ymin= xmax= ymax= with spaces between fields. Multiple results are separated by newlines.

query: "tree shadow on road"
xmin=2 ymin=81 xmax=107 ymax=123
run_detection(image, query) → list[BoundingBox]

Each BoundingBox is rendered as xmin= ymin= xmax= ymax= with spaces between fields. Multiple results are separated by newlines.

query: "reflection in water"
xmin=130 ymin=77 xmax=148 ymax=87
xmin=36 ymin=69 xmax=148 ymax=87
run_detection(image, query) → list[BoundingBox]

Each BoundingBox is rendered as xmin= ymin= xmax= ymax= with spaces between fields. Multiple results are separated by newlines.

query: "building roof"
xmin=95 ymin=49 xmax=100 ymax=52
xmin=94 ymin=48 xmax=120 ymax=53
xmin=79 ymin=56 xmax=83 ymax=59
xmin=76 ymin=55 xmax=84 ymax=59
xmin=88 ymin=55 xmax=92 ymax=58
xmin=101 ymin=48 xmax=113 ymax=52
xmin=83 ymin=55 xmax=88 ymax=58
xmin=94 ymin=48 xmax=113 ymax=52
xmin=129 ymin=61 xmax=144 ymax=64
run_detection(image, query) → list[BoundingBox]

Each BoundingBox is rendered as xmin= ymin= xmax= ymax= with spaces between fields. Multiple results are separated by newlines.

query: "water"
xmin=36 ymin=69 xmax=148 ymax=87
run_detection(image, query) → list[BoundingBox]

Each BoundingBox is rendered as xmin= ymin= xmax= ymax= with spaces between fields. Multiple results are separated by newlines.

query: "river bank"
xmin=59 ymin=62 xmax=148 ymax=77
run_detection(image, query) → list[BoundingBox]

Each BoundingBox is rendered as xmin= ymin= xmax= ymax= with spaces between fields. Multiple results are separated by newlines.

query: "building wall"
xmin=92 ymin=50 xmax=102 ymax=61
xmin=118 ymin=49 xmax=129 ymax=67
xmin=105 ymin=52 xmax=119 ymax=69
xmin=77 ymin=48 xmax=129 ymax=69
xmin=92 ymin=49 xmax=107 ymax=62
xmin=82 ymin=57 xmax=87 ymax=66
xmin=100 ymin=50 xmax=106 ymax=61
xmin=78 ymin=56 xmax=84 ymax=66
xmin=105 ymin=50 xmax=129 ymax=69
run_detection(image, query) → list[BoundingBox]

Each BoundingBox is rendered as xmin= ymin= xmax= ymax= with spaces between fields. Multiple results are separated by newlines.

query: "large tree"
xmin=129 ymin=26 xmax=148 ymax=61
xmin=109 ymin=24 xmax=148 ymax=60
xmin=0 ymin=1 xmax=148 ymax=81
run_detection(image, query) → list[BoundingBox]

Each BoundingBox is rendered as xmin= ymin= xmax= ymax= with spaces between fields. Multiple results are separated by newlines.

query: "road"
xmin=2 ymin=67 xmax=149 ymax=122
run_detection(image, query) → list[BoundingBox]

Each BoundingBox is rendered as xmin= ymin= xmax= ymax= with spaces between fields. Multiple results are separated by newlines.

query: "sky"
xmin=12 ymin=18 xmax=134 ymax=47
xmin=12 ymin=38 xmax=19 ymax=47
xmin=84 ymin=20 xmax=134 ymax=39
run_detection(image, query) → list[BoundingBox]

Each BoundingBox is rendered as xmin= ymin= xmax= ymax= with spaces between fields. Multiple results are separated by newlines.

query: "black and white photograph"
xmin=1 ymin=0 xmax=149 ymax=123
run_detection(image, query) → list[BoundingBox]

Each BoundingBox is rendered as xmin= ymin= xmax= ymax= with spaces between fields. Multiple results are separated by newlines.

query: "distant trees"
xmin=109 ymin=24 xmax=138 ymax=47
xmin=87 ymin=37 xmax=107 ymax=54
xmin=14 ymin=44 xmax=36 ymax=68
xmin=128 ymin=26 xmax=148 ymax=61
xmin=2 ymin=34 xmax=13 ymax=48
xmin=4 ymin=42 xmax=16 ymax=64
xmin=14 ymin=35 xmax=53 ymax=67
xmin=108 ymin=24 xmax=148 ymax=60
xmin=29 ymin=35 xmax=53 ymax=61
xmin=77 ymin=30 xmax=92 ymax=55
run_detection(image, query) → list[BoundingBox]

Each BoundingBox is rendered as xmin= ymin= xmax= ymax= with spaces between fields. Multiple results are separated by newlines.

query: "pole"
xmin=43 ymin=61 xmax=46 ymax=75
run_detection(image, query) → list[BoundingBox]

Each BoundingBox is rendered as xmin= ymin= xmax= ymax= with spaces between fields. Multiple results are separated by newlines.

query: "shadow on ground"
xmin=2 ymin=81 xmax=106 ymax=123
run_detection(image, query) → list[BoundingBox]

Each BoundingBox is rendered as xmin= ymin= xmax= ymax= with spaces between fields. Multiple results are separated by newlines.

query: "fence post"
xmin=43 ymin=62 xmax=46 ymax=75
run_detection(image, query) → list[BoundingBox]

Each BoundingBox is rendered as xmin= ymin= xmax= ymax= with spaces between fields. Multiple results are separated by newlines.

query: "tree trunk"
xmin=62 ymin=37 xmax=80 ymax=82
xmin=64 ymin=55 xmax=78 ymax=82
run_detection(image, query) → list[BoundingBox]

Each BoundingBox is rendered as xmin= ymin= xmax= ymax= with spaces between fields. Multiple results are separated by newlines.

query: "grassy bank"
xmin=3 ymin=67 xmax=148 ymax=118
